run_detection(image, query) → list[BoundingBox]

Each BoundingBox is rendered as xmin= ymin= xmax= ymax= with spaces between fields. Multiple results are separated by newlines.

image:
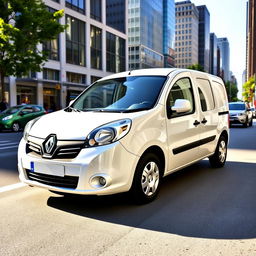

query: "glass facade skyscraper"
xmin=210 ymin=33 xmax=218 ymax=75
xmin=197 ymin=5 xmax=210 ymax=73
xmin=128 ymin=0 xmax=165 ymax=69
xmin=163 ymin=0 xmax=175 ymax=67
xmin=217 ymin=37 xmax=230 ymax=82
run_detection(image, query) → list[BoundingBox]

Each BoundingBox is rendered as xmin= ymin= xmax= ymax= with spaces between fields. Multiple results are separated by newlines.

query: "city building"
xmin=128 ymin=0 xmax=164 ymax=69
xmin=163 ymin=0 xmax=176 ymax=67
xmin=247 ymin=0 xmax=256 ymax=80
xmin=217 ymin=37 xmax=230 ymax=82
xmin=197 ymin=5 xmax=210 ymax=73
xmin=209 ymin=33 xmax=218 ymax=75
xmin=175 ymin=0 xmax=199 ymax=68
xmin=5 ymin=0 xmax=128 ymax=109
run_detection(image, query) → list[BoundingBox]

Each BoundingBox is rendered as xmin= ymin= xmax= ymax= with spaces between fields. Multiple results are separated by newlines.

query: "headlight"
xmin=2 ymin=115 xmax=13 ymax=121
xmin=85 ymin=119 xmax=132 ymax=147
xmin=238 ymin=113 xmax=245 ymax=116
xmin=23 ymin=117 xmax=40 ymax=141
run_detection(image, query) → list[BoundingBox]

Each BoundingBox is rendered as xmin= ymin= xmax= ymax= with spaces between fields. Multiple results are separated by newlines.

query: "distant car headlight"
xmin=85 ymin=119 xmax=132 ymax=147
xmin=23 ymin=117 xmax=41 ymax=141
xmin=2 ymin=115 xmax=13 ymax=121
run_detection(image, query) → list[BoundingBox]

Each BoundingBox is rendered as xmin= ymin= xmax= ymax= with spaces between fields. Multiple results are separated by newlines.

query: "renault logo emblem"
xmin=43 ymin=134 xmax=57 ymax=155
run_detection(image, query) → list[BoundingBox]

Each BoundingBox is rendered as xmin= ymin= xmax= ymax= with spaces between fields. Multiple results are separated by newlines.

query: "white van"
xmin=18 ymin=69 xmax=229 ymax=203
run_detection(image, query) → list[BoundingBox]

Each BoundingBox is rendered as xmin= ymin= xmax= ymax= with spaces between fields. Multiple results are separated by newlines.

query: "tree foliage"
xmin=225 ymin=81 xmax=239 ymax=102
xmin=0 ymin=0 xmax=66 ymax=100
xmin=187 ymin=63 xmax=205 ymax=72
xmin=242 ymin=76 xmax=255 ymax=103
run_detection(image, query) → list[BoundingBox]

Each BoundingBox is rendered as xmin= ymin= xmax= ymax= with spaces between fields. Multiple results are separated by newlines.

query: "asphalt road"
xmin=0 ymin=122 xmax=256 ymax=255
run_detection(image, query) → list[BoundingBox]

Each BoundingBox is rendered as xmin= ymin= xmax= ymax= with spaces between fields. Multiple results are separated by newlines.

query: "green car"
xmin=0 ymin=105 xmax=46 ymax=132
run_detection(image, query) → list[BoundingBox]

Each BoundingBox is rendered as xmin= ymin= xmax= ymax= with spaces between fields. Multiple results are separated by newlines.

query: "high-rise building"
xmin=163 ymin=0 xmax=176 ymax=67
xmin=4 ymin=0 xmax=128 ymax=109
xmin=210 ymin=33 xmax=218 ymax=75
xmin=247 ymin=0 xmax=256 ymax=80
xmin=175 ymin=0 xmax=199 ymax=68
xmin=128 ymin=0 xmax=164 ymax=69
xmin=197 ymin=5 xmax=210 ymax=72
xmin=217 ymin=37 xmax=230 ymax=82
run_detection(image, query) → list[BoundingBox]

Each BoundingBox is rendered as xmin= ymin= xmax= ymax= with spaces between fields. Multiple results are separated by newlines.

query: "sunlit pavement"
xmin=0 ymin=122 xmax=256 ymax=256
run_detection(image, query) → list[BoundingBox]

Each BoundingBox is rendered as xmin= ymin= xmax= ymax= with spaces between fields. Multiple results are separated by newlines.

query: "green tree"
xmin=0 ymin=0 xmax=66 ymax=100
xmin=225 ymin=81 xmax=239 ymax=102
xmin=242 ymin=76 xmax=255 ymax=103
xmin=187 ymin=63 xmax=205 ymax=72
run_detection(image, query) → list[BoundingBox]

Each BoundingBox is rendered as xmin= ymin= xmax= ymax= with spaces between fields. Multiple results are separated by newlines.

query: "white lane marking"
xmin=0 ymin=145 xmax=19 ymax=150
xmin=0 ymin=141 xmax=10 ymax=143
xmin=0 ymin=182 xmax=27 ymax=193
xmin=0 ymin=142 xmax=19 ymax=146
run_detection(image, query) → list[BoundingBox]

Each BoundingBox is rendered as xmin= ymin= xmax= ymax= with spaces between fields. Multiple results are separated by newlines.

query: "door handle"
xmin=193 ymin=120 xmax=200 ymax=126
xmin=201 ymin=118 xmax=207 ymax=124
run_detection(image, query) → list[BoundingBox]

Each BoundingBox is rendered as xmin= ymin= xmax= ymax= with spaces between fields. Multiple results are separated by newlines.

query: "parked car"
xmin=229 ymin=102 xmax=253 ymax=127
xmin=0 ymin=105 xmax=46 ymax=132
xmin=18 ymin=69 xmax=229 ymax=203
xmin=250 ymin=107 xmax=256 ymax=118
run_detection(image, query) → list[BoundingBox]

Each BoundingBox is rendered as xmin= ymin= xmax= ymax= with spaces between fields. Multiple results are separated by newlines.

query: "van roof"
xmin=99 ymin=68 xmax=224 ymax=84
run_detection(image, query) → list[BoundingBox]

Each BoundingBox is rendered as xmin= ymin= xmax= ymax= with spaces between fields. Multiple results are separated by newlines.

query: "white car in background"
xmin=18 ymin=68 xmax=229 ymax=203
xmin=229 ymin=102 xmax=253 ymax=127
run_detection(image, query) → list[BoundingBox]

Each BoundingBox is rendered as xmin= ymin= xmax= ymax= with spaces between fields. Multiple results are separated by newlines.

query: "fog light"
xmin=90 ymin=175 xmax=110 ymax=189
xmin=99 ymin=177 xmax=106 ymax=186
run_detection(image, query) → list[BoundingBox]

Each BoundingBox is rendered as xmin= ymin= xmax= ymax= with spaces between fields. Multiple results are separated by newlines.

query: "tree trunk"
xmin=0 ymin=71 xmax=5 ymax=101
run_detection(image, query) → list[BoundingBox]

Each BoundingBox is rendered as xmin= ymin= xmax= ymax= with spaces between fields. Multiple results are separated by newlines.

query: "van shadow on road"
xmin=47 ymin=160 xmax=256 ymax=240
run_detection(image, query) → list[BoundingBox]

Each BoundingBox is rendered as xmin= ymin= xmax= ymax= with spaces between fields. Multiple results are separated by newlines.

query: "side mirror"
xmin=19 ymin=111 xmax=25 ymax=116
xmin=172 ymin=99 xmax=192 ymax=113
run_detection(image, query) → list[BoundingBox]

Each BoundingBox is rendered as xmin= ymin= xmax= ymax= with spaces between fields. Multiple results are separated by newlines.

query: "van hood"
xmin=29 ymin=110 xmax=133 ymax=140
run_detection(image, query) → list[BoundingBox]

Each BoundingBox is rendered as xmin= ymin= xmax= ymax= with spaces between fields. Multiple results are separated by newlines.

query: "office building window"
xmin=90 ymin=0 xmax=101 ymax=22
xmin=43 ymin=68 xmax=60 ymax=81
xmin=90 ymin=25 xmax=102 ymax=70
xmin=91 ymin=76 xmax=102 ymax=83
xmin=66 ymin=15 xmax=86 ymax=66
xmin=106 ymin=0 xmax=125 ymax=33
xmin=43 ymin=7 xmax=59 ymax=61
xmin=106 ymin=32 xmax=125 ymax=73
xmin=66 ymin=0 xmax=85 ymax=14
xmin=66 ymin=72 xmax=86 ymax=84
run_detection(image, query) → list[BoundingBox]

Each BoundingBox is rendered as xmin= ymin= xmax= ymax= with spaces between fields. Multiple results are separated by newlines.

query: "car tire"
xmin=130 ymin=153 xmax=162 ymax=204
xmin=249 ymin=118 xmax=253 ymax=127
xmin=209 ymin=135 xmax=227 ymax=168
xmin=243 ymin=118 xmax=249 ymax=128
xmin=12 ymin=122 xmax=20 ymax=132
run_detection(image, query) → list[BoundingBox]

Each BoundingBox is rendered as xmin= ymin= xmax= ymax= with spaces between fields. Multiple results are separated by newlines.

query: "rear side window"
xmin=196 ymin=78 xmax=215 ymax=111
xmin=167 ymin=77 xmax=195 ymax=118
xmin=212 ymin=81 xmax=227 ymax=108
xmin=33 ymin=106 xmax=41 ymax=112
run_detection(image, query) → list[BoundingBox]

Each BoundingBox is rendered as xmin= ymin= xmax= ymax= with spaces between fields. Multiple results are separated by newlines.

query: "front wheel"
xmin=130 ymin=153 xmax=162 ymax=204
xmin=12 ymin=122 xmax=20 ymax=132
xmin=209 ymin=136 xmax=227 ymax=168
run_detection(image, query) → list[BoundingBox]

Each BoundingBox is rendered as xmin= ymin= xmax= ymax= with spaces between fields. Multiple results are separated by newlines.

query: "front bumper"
xmin=18 ymin=138 xmax=139 ymax=195
xmin=229 ymin=115 xmax=246 ymax=124
xmin=0 ymin=120 xmax=12 ymax=129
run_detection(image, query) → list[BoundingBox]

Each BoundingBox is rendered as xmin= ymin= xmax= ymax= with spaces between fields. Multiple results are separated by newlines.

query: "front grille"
xmin=26 ymin=170 xmax=79 ymax=189
xmin=26 ymin=136 xmax=84 ymax=159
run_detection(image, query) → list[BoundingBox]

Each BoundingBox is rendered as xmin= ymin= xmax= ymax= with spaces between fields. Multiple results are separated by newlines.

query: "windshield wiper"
xmin=64 ymin=106 xmax=81 ymax=112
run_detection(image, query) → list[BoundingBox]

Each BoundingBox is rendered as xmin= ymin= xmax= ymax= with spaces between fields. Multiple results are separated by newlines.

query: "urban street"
xmin=0 ymin=122 xmax=256 ymax=256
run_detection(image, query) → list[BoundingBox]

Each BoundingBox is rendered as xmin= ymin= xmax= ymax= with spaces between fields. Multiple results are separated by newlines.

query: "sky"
xmin=178 ymin=0 xmax=247 ymax=98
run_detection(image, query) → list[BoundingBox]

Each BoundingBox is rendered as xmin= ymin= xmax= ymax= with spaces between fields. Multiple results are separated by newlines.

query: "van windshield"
xmin=72 ymin=76 xmax=167 ymax=112
xmin=229 ymin=103 xmax=246 ymax=110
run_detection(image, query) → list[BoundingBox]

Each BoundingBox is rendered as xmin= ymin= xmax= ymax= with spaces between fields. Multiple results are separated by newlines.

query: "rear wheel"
xmin=12 ymin=122 xmax=20 ymax=132
xmin=130 ymin=153 xmax=162 ymax=204
xmin=209 ymin=136 xmax=227 ymax=168
xmin=249 ymin=118 xmax=253 ymax=126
